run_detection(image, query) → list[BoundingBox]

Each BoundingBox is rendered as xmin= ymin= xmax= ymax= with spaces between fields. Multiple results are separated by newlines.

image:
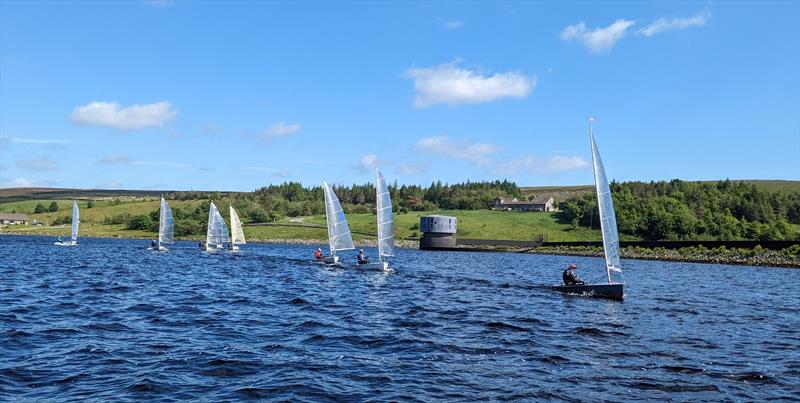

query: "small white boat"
xmin=358 ymin=168 xmax=394 ymax=271
xmin=320 ymin=181 xmax=355 ymax=264
xmin=228 ymin=205 xmax=245 ymax=251
xmin=553 ymin=119 xmax=624 ymax=300
xmin=149 ymin=197 xmax=174 ymax=251
xmin=54 ymin=201 xmax=79 ymax=246
xmin=204 ymin=202 xmax=230 ymax=252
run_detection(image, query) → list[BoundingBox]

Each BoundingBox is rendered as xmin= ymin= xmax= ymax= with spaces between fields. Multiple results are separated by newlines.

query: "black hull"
xmin=552 ymin=283 xmax=624 ymax=301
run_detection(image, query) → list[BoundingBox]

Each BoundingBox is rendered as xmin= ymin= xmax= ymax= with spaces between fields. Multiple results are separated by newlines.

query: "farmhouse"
xmin=0 ymin=213 xmax=30 ymax=225
xmin=492 ymin=197 xmax=555 ymax=212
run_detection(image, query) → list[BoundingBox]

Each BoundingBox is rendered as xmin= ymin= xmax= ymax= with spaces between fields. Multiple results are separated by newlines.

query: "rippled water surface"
xmin=1 ymin=235 xmax=799 ymax=401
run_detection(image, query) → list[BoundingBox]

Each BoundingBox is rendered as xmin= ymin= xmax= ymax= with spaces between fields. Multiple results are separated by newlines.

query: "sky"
xmin=1 ymin=1 xmax=798 ymax=191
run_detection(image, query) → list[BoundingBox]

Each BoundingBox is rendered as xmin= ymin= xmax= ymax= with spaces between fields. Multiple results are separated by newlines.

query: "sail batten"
xmin=206 ymin=202 xmax=230 ymax=247
xmin=375 ymin=169 xmax=394 ymax=259
xmin=323 ymin=181 xmax=355 ymax=254
xmin=159 ymin=197 xmax=174 ymax=245
xmin=70 ymin=201 xmax=79 ymax=242
xmin=589 ymin=124 xmax=622 ymax=283
xmin=230 ymin=206 xmax=246 ymax=245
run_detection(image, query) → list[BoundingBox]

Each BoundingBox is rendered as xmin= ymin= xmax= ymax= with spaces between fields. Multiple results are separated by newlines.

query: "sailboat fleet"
xmin=44 ymin=119 xmax=625 ymax=296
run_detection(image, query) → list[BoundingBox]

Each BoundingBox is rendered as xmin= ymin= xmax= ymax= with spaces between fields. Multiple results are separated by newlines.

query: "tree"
xmin=87 ymin=200 xmax=95 ymax=208
xmin=48 ymin=201 xmax=59 ymax=212
xmin=34 ymin=203 xmax=46 ymax=214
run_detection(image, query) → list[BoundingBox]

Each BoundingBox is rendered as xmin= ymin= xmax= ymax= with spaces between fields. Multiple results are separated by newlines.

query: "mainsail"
xmin=375 ymin=168 xmax=394 ymax=260
xmin=323 ymin=181 xmax=355 ymax=255
xmin=589 ymin=122 xmax=622 ymax=284
xmin=159 ymin=197 xmax=174 ymax=245
xmin=230 ymin=206 xmax=246 ymax=246
xmin=70 ymin=200 xmax=79 ymax=243
xmin=206 ymin=202 xmax=230 ymax=247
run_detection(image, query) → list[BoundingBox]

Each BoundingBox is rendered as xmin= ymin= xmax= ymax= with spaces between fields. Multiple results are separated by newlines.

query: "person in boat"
xmin=314 ymin=248 xmax=323 ymax=260
xmin=199 ymin=240 xmax=206 ymax=250
xmin=357 ymin=249 xmax=369 ymax=264
xmin=57 ymin=236 xmax=63 ymax=243
xmin=150 ymin=239 xmax=158 ymax=249
xmin=563 ymin=263 xmax=585 ymax=286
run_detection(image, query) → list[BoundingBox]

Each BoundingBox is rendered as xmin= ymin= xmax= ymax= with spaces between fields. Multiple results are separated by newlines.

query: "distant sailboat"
xmin=321 ymin=181 xmax=355 ymax=264
xmin=150 ymin=197 xmax=174 ymax=251
xmin=228 ymin=205 xmax=245 ymax=251
xmin=552 ymin=119 xmax=624 ymax=300
xmin=54 ymin=201 xmax=79 ymax=246
xmin=358 ymin=168 xmax=394 ymax=271
xmin=204 ymin=202 xmax=230 ymax=252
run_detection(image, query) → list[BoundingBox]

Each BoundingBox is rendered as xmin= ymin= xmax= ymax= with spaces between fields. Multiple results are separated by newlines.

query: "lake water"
xmin=1 ymin=235 xmax=798 ymax=401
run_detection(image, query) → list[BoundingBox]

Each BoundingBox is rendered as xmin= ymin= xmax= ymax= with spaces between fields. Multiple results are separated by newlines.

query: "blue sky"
xmin=1 ymin=1 xmax=798 ymax=191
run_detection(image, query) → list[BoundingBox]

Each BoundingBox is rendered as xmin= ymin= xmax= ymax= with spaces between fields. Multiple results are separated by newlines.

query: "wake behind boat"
xmin=357 ymin=168 xmax=394 ymax=271
xmin=54 ymin=201 xmax=79 ymax=247
xmin=552 ymin=119 xmax=624 ymax=301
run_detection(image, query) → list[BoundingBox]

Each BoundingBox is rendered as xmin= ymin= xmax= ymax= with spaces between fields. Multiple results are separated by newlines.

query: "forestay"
xmin=375 ymin=168 xmax=394 ymax=260
xmin=206 ymin=202 xmax=230 ymax=247
xmin=159 ymin=197 xmax=174 ymax=245
xmin=230 ymin=206 xmax=246 ymax=245
xmin=323 ymin=181 xmax=355 ymax=254
xmin=70 ymin=200 xmax=80 ymax=242
xmin=589 ymin=124 xmax=622 ymax=283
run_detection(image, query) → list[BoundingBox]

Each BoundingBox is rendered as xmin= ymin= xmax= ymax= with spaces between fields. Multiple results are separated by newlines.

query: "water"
xmin=1 ymin=235 xmax=798 ymax=401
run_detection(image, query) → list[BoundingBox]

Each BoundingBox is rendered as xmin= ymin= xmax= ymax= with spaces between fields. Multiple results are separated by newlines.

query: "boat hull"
xmin=356 ymin=261 xmax=389 ymax=271
xmin=552 ymin=283 xmax=624 ymax=301
xmin=54 ymin=241 xmax=77 ymax=247
xmin=322 ymin=256 xmax=339 ymax=264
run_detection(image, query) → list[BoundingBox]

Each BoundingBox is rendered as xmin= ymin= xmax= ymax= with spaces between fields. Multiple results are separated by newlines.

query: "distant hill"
xmin=0 ymin=187 xmax=243 ymax=203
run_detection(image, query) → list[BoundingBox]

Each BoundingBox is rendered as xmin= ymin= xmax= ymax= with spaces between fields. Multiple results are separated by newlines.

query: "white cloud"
xmin=97 ymin=155 xmax=133 ymax=164
xmin=260 ymin=122 xmax=302 ymax=140
xmin=415 ymin=135 xmax=500 ymax=165
xmin=0 ymin=135 xmax=74 ymax=148
xmin=16 ymin=157 xmax=59 ymax=171
xmin=397 ymin=163 xmax=426 ymax=175
xmin=406 ymin=62 xmax=536 ymax=108
xmin=441 ymin=19 xmax=464 ymax=30
xmin=638 ymin=11 xmax=711 ymax=37
xmin=2 ymin=177 xmax=57 ymax=188
xmin=70 ymin=101 xmax=177 ymax=130
xmin=356 ymin=154 xmax=380 ymax=172
xmin=561 ymin=19 xmax=636 ymax=54
xmin=492 ymin=155 xmax=589 ymax=175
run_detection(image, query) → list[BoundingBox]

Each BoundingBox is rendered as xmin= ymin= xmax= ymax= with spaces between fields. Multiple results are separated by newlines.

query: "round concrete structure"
xmin=419 ymin=215 xmax=457 ymax=249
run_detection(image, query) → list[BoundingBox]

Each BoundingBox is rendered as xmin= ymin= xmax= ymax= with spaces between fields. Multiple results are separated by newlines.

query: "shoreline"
xmin=2 ymin=231 xmax=797 ymax=268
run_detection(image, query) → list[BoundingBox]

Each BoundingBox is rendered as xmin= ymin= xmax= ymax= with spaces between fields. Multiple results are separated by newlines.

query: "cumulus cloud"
xmin=406 ymin=62 xmax=536 ymax=108
xmin=355 ymin=154 xmax=380 ymax=172
xmin=70 ymin=101 xmax=177 ymax=130
xmin=492 ymin=155 xmax=589 ymax=175
xmin=415 ymin=135 xmax=500 ymax=165
xmin=638 ymin=11 xmax=711 ymax=37
xmin=561 ymin=19 xmax=636 ymax=54
xmin=260 ymin=122 xmax=302 ymax=141
xmin=397 ymin=163 xmax=426 ymax=175
xmin=16 ymin=157 xmax=59 ymax=171
xmin=97 ymin=155 xmax=133 ymax=164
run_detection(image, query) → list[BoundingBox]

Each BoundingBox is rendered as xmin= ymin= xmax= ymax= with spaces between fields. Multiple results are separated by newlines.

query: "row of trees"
xmin=558 ymin=180 xmax=800 ymax=241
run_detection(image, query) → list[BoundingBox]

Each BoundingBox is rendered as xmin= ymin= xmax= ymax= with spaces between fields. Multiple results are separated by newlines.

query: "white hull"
xmin=148 ymin=246 xmax=168 ymax=252
xmin=229 ymin=245 xmax=241 ymax=251
xmin=322 ymin=255 xmax=340 ymax=264
xmin=204 ymin=244 xmax=224 ymax=252
xmin=54 ymin=241 xmax=77 ymax=247
xmin=357 ymin=261 xmax=390 ymax=271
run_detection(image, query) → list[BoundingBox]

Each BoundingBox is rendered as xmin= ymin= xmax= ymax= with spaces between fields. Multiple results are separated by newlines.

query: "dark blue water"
xmin=1 ymin=235 xmax=798 ymax=401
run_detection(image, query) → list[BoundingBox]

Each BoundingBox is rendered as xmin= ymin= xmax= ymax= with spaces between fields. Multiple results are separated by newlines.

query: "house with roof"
xmin=0 ymin=213 xmax=30 ymax=225
xmin=492 ymin=196 xmax=555 ymax=212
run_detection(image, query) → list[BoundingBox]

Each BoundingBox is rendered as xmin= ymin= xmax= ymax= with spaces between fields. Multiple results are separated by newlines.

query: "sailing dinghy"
xmin=228 ymin=205 xmax=246 ymax=251
xmin=552 ymin=119 xmax=624 ymax=300
xmin=203 ymin=202 xmax=230 ymax=252
xmin=149 ymin=197 xmax=174 ymax=251
xmin=358 ymin=168 xmax=394 ymax=271
xmin=54 ymin=201 xmax=79 ymax=246
xmin=321 ymin=181 xmax=355 ymax=264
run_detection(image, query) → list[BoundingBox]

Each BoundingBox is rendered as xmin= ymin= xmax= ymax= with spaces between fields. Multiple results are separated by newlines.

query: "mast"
xmin=588 ymin=118 xmax=622 ymax=284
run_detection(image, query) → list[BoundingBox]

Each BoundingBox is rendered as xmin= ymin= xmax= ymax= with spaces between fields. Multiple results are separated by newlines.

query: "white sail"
xmin=230 ymin=205 xmax=246 ymax=245
xmin=206 ymin=202 xmax=230 ymax=247
xmin=323 ymin=181 xmax=355 ymax=254
xmin=375 ymin=169 xmax=394 ymax=260
xmin=159 ymin=197 xmax=174 ymax=245
xmin=589 ymin=123 xmax=622 ymax=284
xmin=70 ymin=200 xmax=79 ymax=242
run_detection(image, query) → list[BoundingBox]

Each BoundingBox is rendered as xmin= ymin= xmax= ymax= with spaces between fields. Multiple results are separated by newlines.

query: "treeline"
xmin=559 ymin=179 xmax=800 ymax=241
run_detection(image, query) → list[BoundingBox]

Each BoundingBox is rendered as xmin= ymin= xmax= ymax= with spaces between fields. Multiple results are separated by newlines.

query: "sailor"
xmin=357 ymin=249 xmax=369 ymax=264
xmin=199 ymin=240 xmax=205 ymax=250
xmin=150 ymin=239 xmax=158 ymax=249
xmin=314 ymin=248 xmax=323 ymax=260
xmin=563 ymin=263 xmax=585 ymax=286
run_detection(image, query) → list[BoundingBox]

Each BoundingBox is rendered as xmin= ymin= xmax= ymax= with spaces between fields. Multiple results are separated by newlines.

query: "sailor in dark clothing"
xmin=357 ymin=249 xmax=369 ymax=264
xmin=563 ymin=263 xmax=585 ymax=286
xmin=150 ymin=239 xmax=158 ymax=249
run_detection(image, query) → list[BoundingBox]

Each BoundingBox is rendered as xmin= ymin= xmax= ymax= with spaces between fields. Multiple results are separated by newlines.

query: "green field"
xmin=0 ymin=198 xmax=609 ymax=242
